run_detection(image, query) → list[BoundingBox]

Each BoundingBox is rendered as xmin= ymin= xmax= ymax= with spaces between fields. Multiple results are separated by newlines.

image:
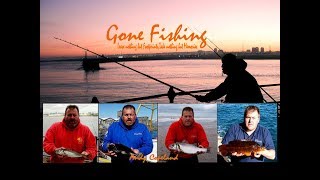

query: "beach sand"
xmin=157 ymin=121 xmax=217 ymax=163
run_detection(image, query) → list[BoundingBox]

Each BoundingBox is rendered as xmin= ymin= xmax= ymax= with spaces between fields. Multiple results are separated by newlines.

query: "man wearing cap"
xmin=195 ymin=53 xmax=263 ymax=103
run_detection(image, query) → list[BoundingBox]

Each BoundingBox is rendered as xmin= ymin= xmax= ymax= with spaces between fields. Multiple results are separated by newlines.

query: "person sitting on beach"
xmin=195 ymin=53 xmax=264 ymax=103
xmin=220 ymin=105 xmax=276 ymax=162
xmin=165 ymin=106 xmax=209 ymax=163
xmin=101 ymin=104 xmax=153 ymax=164
xmin=43 ymin=105 xmax=97 ymax=163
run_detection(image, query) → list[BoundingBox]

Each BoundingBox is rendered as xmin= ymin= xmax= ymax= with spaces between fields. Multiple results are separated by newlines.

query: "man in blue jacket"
xmin=102 ymin=104 xmax=153 ymax=164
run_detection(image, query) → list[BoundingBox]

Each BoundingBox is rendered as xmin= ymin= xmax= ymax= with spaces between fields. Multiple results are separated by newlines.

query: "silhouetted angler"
xmin=195 ymin=53 xmax=263 ymax=103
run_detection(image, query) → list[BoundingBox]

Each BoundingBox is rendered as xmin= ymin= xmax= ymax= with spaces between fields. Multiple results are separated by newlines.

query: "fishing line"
xmin=194 ymin=26 xmax=225 ymax=56
xmin=187 ymin=27 xmax=225 ymax=76
xmin=187 ymin=26 xmax=224 ymax=58
xmin=54 ymin=37 xmax=197 ymax=98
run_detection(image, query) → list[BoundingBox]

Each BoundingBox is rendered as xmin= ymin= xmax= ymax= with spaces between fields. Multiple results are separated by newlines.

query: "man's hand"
xmin=231 ymin=152 xmax=244 ymax=157
xmin=81 ymin=151 xmax=89 ymax=159
xmin=106 ymin=150 xmax=117 ymax=157
xmin=54 ymin=147 xmax=66 ymax=158
xmin=131 ymin=148 xmax=140 ymax=154
xmin=254 ymin=150 xmax=266 ymax=158
xmin=254 ymin=152 xmax=262 ymax=158
xmin=196 ymin=145 xmax=205 ymax=154
xmin=195 ymin=95 xmax=208 ymax=102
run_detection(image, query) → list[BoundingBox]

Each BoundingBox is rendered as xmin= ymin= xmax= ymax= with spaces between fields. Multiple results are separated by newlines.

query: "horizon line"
xmin=40 ymin=50 xmax=281 ymax=60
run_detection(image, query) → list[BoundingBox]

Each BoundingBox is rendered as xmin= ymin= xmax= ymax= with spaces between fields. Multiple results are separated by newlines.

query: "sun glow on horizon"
xmin=41 ymin=0 xmax=280 ymax=58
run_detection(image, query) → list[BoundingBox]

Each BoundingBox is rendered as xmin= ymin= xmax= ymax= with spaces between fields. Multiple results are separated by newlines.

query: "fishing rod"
xmin=187 ymin=27 xmax=227 ymax=76
xmin=54 ymin=37 xmax=197 ymax=98
xmin=187 ymin=26 xmax=224 ymax=58
xmin=194 ymin=27 xmax=225 ymax=55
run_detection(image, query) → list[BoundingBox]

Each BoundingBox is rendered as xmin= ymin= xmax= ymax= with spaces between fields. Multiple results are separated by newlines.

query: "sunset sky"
xmin=40 ymin=0 xmax=280 ymax=58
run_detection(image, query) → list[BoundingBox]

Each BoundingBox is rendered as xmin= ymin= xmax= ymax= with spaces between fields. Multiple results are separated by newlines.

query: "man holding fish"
xmin=102 ymin=104 xmax=153 ymax=164
xmin=220 ymin=105 xmax=276 ymax=162
xmin=43 ymin=105 xmax=97 ymax=163
xmin=165 ymin=107 xmax=209 ymax=163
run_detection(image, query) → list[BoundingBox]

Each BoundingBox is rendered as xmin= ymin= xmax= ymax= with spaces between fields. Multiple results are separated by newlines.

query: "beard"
xmin=63 ymin=117 xmax=80 ymax=129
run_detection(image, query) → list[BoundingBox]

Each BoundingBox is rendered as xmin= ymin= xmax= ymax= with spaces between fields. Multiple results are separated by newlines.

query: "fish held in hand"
xmin=169 ymin=142 xmax=208 ymax=154
xmin=55 ymin=148 xmax=86 ymax=158
xmin=107 ymin=143 xmax=135 ymax=156
xmin=219 ymin=140 xmax=266 ymax=157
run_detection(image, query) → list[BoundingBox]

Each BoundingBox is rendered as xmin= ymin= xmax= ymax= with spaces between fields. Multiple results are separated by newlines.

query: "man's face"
xmin=122 ymin=108 xmax=136 ymax=126
xmin=181 ymin=110 xmax=194 ymax=127
xmin=64 ymin=108 xmax=80 ymax=129
xmin=222 ymin=63 xmax=231 ymax=75
xmin=244 ymin=110 xmax=260 ymax=131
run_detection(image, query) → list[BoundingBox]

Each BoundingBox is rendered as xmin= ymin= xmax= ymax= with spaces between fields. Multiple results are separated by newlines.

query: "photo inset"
xmin=217 ymin=103 xmax=278 ymax=163
xmin=98 ymin=103 xmax=157 ymax=163
xmin=158 ymin=104 xmax=217 ymax=163
xmin=42 ymin=103 xmax=98 ymax=163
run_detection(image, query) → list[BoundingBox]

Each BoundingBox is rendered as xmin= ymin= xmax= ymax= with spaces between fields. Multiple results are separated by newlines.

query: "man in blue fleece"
xmin=102 ymin=104 xmax=153 ymax=164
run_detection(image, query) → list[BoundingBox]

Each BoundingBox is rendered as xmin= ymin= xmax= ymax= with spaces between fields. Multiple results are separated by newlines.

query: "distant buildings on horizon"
xmin=44 ymin=112 xmax=98 ymax=116
xmin=94 ymin=48 xmax=280 ymax=59
xmin=41 ymin=47 xmax=280 ymax=61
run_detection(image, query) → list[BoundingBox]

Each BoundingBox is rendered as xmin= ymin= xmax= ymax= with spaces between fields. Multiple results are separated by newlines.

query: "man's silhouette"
xmin=195 ymin=53 xmax=263 ymax=103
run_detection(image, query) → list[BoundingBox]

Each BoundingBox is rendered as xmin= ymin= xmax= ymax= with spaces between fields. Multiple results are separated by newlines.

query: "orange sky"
xmin=40 ymin=0 xmax=280 ymax=58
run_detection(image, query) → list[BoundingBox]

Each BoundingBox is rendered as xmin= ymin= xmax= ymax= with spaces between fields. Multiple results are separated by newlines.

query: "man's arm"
xmin=101 ymin=124 xmax=120 ymax=157
xmin=83 ymin=128 xmax=97 ymax=160
xmin=255 ymin=149 xmax=276 ymax=160
xmin=165 ymin=124 xmax=176 ymax=149
xmin=221 ymin=124 xmax=236 ymax=145
xmin=197 ymin=125 xmax=209 ymax=148
xmin=259 ymin=128 xmax=276 ymax=160
xmin=136 ymin=126 xmax=153 ymax=156
xmin=195 ymin=79 xmax=228 ymax=102
xmin=43 ymin=125 xmax=57 ymax=155
xmin=102 ymin=124 xmax=114 ymax=152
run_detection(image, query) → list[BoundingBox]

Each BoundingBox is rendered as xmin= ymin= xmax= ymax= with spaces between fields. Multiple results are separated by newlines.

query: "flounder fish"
xmin=169 ymin=142 xmax=208 ymax=154
xmin=219 ymin=140 xmax=266 ymax=157
xmin=55 ymin=148 xmax=86 ymax=158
